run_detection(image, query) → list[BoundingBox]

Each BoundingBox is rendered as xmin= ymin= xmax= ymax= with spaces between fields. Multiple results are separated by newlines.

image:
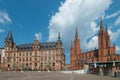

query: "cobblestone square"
xmin=0 ymin=71 xmax=119 ymax=80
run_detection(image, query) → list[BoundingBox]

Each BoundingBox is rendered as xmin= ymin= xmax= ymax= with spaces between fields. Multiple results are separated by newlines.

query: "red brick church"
xmin=70 ymin=19 xmax=120 ymax=71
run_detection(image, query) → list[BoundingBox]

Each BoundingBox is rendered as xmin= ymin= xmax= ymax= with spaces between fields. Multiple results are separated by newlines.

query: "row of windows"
xmin=12 ymin=57 xmax=56 ymax=62
xmin=12 ymin=51 xmax=58 ymax=56
xmin=18 ymin=62 xmax=56 ymax=67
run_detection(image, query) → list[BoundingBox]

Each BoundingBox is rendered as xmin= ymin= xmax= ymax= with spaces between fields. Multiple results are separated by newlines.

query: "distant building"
xmin=0 ymin=48 xmax=4 ymax=70
xmin=64 ymin=64 xmax=70 ymax=70
xmin=1 ymin=31 xmax=65 ymax=71
xmin=70 ymin=19 xmax=120 ymax=75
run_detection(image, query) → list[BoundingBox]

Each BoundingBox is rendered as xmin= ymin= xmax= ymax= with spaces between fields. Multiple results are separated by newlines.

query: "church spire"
xmin=106 ymin=24 xmax=108 ymax=34
xmin=100 ymin=17 xmax=103 ymax=30
xmin=75 ymin=27 xmax=78 ymax=38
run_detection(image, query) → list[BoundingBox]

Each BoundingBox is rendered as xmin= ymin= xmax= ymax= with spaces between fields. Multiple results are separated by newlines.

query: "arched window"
xmin=107 ymin=58 xmax=109 ymax=61
xmin=26 ymin=63 xmax=28 ymax=67
xmin=8 ymin=64 xmax=10 ymax=67
xmin=30 ymin=63 xmax=32 ymax=66
xmin=26 ymin=57 xmax=28 ymax=61
xmin=53 ymin=62 xmax=55 ymax=66
xmin=41 ymin=62 xmax=43 ymax=67
xmin=35 ymin=63 xmax=37 ymax=66
xmin=26 ymin=53 xmax=28 ymax=56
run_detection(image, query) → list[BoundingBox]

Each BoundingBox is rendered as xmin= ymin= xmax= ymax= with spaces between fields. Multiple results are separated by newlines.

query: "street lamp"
xmin=80 ymin=58 xmax=83 ymax=69
xmin=3 ymin=57 xmax=5 ymax=71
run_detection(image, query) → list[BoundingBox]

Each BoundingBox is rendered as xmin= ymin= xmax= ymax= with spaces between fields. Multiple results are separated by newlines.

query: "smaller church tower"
xmin=56 ymin=32 xmax=65 ymax=70
xmin=4 ymin=31 xmax=15 ymax=69
xmin=56 ymin=32 xmax=62 ymax=49
xmin=70 ymin=27 xmax=81 ymax=70
xmin=4 ymin=31 xmax=14 ymax=48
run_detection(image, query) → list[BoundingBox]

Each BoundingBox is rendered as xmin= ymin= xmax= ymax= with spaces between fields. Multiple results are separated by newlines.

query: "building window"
xmin=23 ymin=53 xmax=24 ymax=56
xmin=14 ymin=53 xmax=16 ymax=57
xmin=14 ymin=58 xmax=15 ymax=61
xmin=26 ymin=57 xmax=28 ymax=61
xmin=35 ymin=57 xmax=37 ymax=61
xmin=107 ymin=58 xmax=109 ymax=61
xmin=30 ymin=63 xmax=32 ymax=66
xmin=41 ymin=63 xmax=43 ymax=67
xmin=23 ymin=58 xmax=25 ymax=61
xmin=41 ymin=51 xmax=43 ymax=55
xmin=19 ymin=53 xmax=21 ymax=56
xmin=30 ymin=53 xmax=32 ymax=56
xmin=19 ymin=58 xmax=21 ymax=61
xmin=53 ymin=62 xmax=55 ymax=66
xmin=49 ymin=57 xmax=51 ymax=60
xmin=8 ymin=57 xmax=10 ymax=62
xmin=26 ymin=63 xmax=28 ymax=67
xmin=41 ymin=57 xmax=43 ymax=61
xmin=49 ymin=51 xmax=51 ymax=54
xmin=26 ymin=53 xmax=28 ymax=56
xmin=35 ymin=63 xmax=37 ymax=66
xmin=34 ymin=46 xmax=38 ymax=49
xmin=30 ymin=57 xmax=32 ymax=61
xmin=35 ymin=52 xmax=37 ymax=57
xmin=114 ymin=58 xmax=116 ymax=61
xmin=51 ymin=51 xmax=53 ymax=54
xmin=45 ymin=57 xmax=47 ymax=61
xmin=53 ymin=57 xmax=55 ymax=60
xmin=51 ymin=57 xmax=53 ymax=60
xmin=53 ymin=51 xmax=55 ymax=54
xmin=43 ymin=57 xmax=45 ymax=61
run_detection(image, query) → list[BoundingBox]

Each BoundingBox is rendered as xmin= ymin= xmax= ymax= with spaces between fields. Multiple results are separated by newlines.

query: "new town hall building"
xmin=70 ymin=19 xmax=120 ymax=75
xmin=0 ymin=32 xmax=65 ymax=71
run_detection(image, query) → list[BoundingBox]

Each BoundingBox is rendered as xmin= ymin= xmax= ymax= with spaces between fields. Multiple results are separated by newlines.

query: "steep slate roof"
xmin=5 ymin=31 xmax=14 ymax=43
xmin=40 ymin=42 xmax=56 ymax=50
xmin=17 ymin=44 xmax=33 ymax=51
xmin=17 ymin=42 xmax=56 ymax=51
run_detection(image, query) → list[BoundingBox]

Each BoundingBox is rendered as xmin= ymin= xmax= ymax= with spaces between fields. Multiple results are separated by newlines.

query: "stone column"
xmin=112 ymin=62 xmax=116 ymax=76
xmin=100 ymin=67 xmax=103 ymax=76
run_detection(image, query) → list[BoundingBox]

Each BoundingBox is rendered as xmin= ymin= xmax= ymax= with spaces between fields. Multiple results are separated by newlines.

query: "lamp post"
xmin=80 ymin=58 xmax=83 ymax=69
xmin=3 ymin=57 xmax=5 ymax=71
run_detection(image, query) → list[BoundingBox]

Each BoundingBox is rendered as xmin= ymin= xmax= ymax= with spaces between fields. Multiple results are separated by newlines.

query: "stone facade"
xmin=70 ymin=19 xmax=120 ymax=70
xmin=1 ymin=31 xmax=65 ymax=71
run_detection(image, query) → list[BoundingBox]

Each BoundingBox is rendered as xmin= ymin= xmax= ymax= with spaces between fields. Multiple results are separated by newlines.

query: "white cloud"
xmin=87 ymin=36 xmax=98 ymax=50
xmin=105 ymin=10 xmax=120 ymax=19
xmin=115 ymin=16 xmax=120 ymax=26
xmin=0 ymin=29 xmax=4 ymax=33
xmin=116 ymin=46 xmax=120 ymax=54
xmin=35 ymin=32 xmax=42 ymax=41
xmin=48 ymin=0 xmax=112 ymax=63
xmin=109 ymin=29 xmax=120 ymax=42
xmin=0 ymin=10 xmax=12 ymax=24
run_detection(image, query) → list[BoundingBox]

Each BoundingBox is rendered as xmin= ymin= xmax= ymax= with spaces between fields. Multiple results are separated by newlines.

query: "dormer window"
xmin=34 ymin=46 xmax=38 ymax=49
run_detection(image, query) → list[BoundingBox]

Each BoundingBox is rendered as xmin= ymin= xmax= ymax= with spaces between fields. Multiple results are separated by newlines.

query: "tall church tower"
xmin=98 ymin=18 xmax=114 ymax=61
xmin=70 ymin=28 xmax=81 ymax=70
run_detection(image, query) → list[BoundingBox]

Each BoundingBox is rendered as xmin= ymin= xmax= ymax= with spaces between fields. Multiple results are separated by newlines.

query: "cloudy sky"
xmin=0 ymin=0 xmax=120 ymax=64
